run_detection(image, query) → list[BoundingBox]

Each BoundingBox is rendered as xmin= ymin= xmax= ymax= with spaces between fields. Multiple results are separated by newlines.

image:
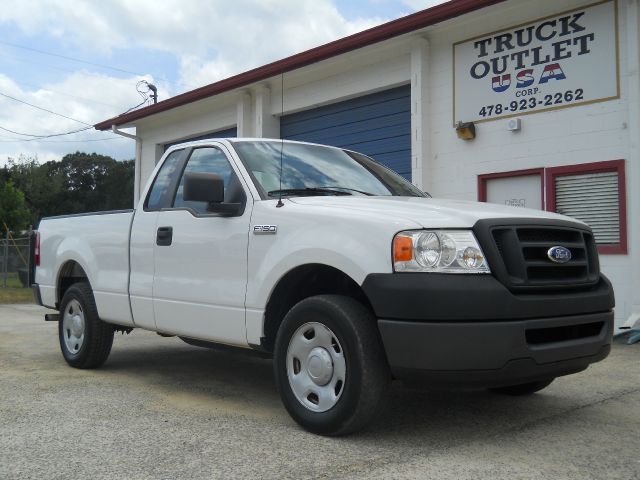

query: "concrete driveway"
xmin=1 ymin=303 xmax=638 ymax=480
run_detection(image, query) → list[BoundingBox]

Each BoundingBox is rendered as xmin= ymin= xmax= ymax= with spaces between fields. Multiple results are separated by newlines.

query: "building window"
xmin=478 ymin=168 xmax=544 ymax=210
xmin=546 ymin=160 xmax=626 ymax=254
xmin=478 ymin=160 xmax=626 ymax=255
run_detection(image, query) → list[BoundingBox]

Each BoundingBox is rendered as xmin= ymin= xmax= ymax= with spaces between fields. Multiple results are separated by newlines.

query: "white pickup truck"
xmin=32 ymin=138 xmax=614 ymax=435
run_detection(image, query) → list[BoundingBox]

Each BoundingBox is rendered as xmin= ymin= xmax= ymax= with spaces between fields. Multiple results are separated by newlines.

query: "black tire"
xmin=274 ymin=295 xmax=391 ymax=436
xmin=58 ymin=282 xmax=114 ymax=369
xmin=489 ymin=378 xmax=554 ymax=396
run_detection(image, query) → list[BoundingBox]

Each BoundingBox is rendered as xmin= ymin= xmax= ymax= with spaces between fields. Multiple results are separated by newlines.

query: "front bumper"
xmin=363 ymin=273 xmax=614 ymax=387
xmin=379 ymin=312 xmax=612 ymax=387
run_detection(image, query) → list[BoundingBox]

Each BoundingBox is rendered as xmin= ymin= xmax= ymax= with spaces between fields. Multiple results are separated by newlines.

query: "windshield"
xmin=233 ymin=141 xmax=426 ymax=198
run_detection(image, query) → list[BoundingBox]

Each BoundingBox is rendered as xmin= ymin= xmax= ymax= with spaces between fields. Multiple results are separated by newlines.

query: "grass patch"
xmin=0 ymin=272 xmax=33 ymax=304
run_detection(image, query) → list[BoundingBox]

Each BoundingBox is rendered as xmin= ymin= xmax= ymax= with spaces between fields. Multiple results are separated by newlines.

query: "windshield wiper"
xmin=267 ymin=187 xmax=353 ymax=198
xmin=316 ymin=186 xmax=375 ymax=196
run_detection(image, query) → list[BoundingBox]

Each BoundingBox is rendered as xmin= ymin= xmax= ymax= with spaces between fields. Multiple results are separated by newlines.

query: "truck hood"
xmin=288 ymin=196 xmax=583 ymax=229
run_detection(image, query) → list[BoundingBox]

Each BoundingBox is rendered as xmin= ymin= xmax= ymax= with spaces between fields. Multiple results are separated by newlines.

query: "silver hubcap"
xmin=62 ymin=299 xmax=85 ymax=354
xmin=286 ymin=322 xmax=346 ymax=412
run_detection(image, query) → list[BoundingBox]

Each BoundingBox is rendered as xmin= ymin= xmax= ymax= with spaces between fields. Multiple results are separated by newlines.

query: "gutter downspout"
xmin=111 ymin=125 xmax=142 ymax=207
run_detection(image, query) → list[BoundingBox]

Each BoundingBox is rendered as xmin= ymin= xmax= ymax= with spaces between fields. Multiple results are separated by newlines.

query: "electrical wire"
xmin=0 ymin=51 xmax=128 ymax=81
xmin=5 ymin=78 xmax=120 ymax=108
xmin=119 ymin=99 xmax=147 ymax=115
xmin=0 ymin=51 xmax=178 ymax=96
xmin=0 ymin=91 xmax=92 ymax=125
xmin=115 ymin=81 xmax=152 ymax=115
xmin=0 ymin=125 xmax=92 ymax=138
xmin=0 ymin=136 xmax=125 ymax=143
xmin=0 ymin=40 xmax=145 ymax=76
xmin=0 ymin=81 xmax=153 ymax=142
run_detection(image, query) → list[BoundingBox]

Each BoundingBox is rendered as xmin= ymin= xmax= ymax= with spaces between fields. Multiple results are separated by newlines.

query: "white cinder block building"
xmin=96 ymin=0 xmax=640 ymax=332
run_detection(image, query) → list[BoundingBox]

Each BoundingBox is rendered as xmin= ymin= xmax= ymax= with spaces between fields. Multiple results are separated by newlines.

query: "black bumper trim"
xmin=378 ymin=311 xmax=613 ymax=387
xmin=391 ymin=346 xmax=610 ymax=388
xmin=362 ymin=273 xmax=614 ymax=321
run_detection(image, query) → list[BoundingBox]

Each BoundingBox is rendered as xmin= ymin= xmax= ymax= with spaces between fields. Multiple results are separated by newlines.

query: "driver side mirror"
xmin=183 ymin=173 xmax=242 ymax=216
xmin=183 ymin=172 xmax=225 ymax=204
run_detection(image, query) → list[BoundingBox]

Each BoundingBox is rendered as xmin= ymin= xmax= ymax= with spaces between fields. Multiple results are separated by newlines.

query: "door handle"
xmin=156 ymin=226 xmax=173 ymax=246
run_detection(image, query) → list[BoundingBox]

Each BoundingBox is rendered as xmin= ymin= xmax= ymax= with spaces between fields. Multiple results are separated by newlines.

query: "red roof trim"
xmin=95 ymin=0 xmax=506 ymax=130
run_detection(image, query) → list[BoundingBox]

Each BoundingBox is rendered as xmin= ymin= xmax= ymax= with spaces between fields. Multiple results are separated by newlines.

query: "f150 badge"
xmin=547 ymin=246 xmax=571 ymax=263
xmin=253 ymin=225 xmax=278 ymax=235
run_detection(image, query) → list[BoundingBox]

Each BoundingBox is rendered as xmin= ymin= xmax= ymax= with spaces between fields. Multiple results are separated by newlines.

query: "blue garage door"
xmin=280 ymin=86 xmax=411 ymax=180
xmin=164 ymin=126 xmax=237 ymax=151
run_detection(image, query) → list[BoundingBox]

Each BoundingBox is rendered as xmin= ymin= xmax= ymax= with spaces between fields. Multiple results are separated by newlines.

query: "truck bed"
xmin=36 ymin=210 xmax=135 ymax=326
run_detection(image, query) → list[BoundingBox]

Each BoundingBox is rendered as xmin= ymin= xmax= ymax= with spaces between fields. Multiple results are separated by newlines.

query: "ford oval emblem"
xmin=547 ymin=246 xmax=572 ymax=263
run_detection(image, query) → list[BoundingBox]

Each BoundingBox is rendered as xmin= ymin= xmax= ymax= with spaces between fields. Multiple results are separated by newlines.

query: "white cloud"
xmin=0 ymin=0 xmax=391 ymax=160
xmin=0 ymin=72 xmax=163 ymax=162
xmin=402 ymin=0 xmax=449 ymax=11
xmin=0 ymin=0 xmax=387 ymax=92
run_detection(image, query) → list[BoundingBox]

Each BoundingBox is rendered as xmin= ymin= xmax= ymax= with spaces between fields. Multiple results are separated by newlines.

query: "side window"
xmin=146 ymin=149 xmax=184 ymax=210
xmin=173 ymin=147 xmax=235 ymax=214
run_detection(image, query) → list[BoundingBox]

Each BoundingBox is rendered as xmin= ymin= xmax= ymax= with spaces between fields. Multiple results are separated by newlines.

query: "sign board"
xmin=453 ymin=0 xmax=619 ymax=124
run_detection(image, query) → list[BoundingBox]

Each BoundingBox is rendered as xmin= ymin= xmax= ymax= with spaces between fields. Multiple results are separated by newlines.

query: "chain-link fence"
xmin=1 ymin=232 xmax=32 ymax=289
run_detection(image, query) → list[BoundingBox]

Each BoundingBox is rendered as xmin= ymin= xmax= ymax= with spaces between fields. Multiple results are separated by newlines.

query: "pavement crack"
xmin=487 ymin=385 xmax=640 ymax=438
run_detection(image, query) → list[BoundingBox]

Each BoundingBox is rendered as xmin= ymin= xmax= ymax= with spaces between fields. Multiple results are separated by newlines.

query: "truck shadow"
xmin=100 ymin=334 xmax=579 ymax=444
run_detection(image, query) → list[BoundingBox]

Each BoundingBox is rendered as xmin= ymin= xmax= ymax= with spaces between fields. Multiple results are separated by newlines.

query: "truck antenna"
xmin=276 ymin=72 xmax=285 ymax=208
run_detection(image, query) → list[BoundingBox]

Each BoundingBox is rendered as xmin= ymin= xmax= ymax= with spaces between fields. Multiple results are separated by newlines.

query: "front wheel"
xmin=58 ymin=282 xmax=114 ymax=369
xmin=274 ymin=295 xmax=391 ymax=436
xmin=489 ymin=379 xmax=554 ymax=396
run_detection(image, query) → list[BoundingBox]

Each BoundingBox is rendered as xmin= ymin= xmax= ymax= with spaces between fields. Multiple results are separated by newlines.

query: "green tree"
xmin=102 ymin=159 xmax=135 ymax=210
xmin=3 ymin=152 xmax=134 ymax=223
xmin=0 ymin=181 xmax=30 ymax=232
xmin=3 ymin=155 xmax=61 ymax=225
xmin=42 ymin=152 xmax=134 ymax=214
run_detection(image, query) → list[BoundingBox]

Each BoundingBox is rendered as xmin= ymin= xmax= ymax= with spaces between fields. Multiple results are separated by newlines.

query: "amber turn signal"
xmin=393 ymin=235 xmax=413 ymax=262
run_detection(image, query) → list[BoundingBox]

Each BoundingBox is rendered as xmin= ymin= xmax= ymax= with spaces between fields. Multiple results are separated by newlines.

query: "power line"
xmin=0 ymin=51 xmax=163 ymax=104
xmin=6 ymin=78 xmax=120 ymax=109
xmin=0 ymin=136 xmax=125 ymax=143
xmin=0 ymin=40 xmax=145 ymax=76
xmin=0 ymin=51 xmax=124 ymax=81
xmin=0 ymin=125 xmax=92 ymax=138
xmin=0 ymin=85 xmax=150 ymax=141
xmin=0 ymin=91 xmax=92 ymax=126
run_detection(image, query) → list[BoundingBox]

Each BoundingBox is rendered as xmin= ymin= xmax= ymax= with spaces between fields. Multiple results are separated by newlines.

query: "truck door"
xmin=151 ymin=144 xmax=252 ymax=345
xmin=129 ymin=148 xmax=187 ymax=330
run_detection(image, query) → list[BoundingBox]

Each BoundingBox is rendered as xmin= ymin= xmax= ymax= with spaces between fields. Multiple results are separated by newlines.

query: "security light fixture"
xmin=456 ymin=121 xmax=476 ymax=140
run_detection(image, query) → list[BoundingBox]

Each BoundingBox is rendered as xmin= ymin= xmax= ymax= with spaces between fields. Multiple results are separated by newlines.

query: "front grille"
xmin=475 ymin=221 xmax=600 ymax=291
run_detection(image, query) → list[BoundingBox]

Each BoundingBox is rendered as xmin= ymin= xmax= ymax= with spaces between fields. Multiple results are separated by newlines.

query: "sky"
xmin=0 ymin=0 xmax=446 ymax=165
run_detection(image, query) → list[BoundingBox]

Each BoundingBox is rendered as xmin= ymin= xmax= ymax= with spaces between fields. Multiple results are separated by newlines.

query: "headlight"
xmin=393 ymin=230 xmax=490 ymax=273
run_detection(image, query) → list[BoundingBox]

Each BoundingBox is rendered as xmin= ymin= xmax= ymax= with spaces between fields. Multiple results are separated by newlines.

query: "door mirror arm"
xmin=206 ymin=202 xmax=243 ymax=216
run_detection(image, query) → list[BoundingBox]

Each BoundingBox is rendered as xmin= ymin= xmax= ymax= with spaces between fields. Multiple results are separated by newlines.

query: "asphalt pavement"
xmin=1 ymin=303 xmax=639 ymax=479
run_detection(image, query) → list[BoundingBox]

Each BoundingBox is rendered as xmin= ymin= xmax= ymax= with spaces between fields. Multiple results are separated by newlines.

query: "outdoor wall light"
xmin=455 ymin=121 xmax=476 ymax=140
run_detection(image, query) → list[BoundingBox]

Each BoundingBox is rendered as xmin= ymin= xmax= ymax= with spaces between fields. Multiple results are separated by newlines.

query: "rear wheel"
xmin=274 ymin=295 xmax=390 ymax=436
xmin=58 ymin=282 xmax=114 ymax=369
xmin=489 ymin=379 xmax=554 ymax=396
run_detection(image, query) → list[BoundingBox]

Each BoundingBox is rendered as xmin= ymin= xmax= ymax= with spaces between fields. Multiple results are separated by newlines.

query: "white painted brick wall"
xmin=425 ymin=0 xmax=637 ymax=329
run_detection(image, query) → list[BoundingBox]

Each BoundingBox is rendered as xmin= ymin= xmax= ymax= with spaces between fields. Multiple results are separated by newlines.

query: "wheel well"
xmin=57 ymin=261 xmax=89 ymax=307
xmin=262 ymin=264 xmax=373 ymax=353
